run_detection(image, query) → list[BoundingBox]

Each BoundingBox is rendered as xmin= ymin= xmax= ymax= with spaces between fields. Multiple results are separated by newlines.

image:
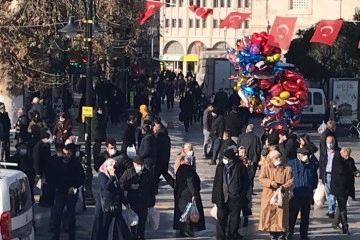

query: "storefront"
xmin=159 ymin=54 xmax=184 ymax=71
xmin=183 ymin=54 xmax=199 ymax=74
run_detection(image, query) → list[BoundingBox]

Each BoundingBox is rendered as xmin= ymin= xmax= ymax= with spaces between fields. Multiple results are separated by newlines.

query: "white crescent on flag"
xmin=195 ymin=8 xmax=206 ymax=17
xmin=276 ymin=24 xmax=289 ymax=39
xmin=320 ymin=25 xmax=334 ymax=37
xmin=229 ymin=15 xmax=241 ymax=23
xmin=147 ymin=4 xmax=155 ymax=11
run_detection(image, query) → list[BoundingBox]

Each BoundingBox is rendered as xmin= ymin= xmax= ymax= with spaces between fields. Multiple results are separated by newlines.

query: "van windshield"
xmin=9 ymin=177 xmax=32 ymax=217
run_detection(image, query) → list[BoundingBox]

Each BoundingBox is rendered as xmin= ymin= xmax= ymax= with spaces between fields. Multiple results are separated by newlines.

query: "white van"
xmin=301 ymin=88 xmax=327 ymax=127
xmin=0 ymin=169 xmax=34 ymax=240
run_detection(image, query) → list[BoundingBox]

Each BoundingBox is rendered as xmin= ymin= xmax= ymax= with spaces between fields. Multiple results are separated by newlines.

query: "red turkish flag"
xmin=189 ymin=5 xmax=213 ymax=20
xmin=267 ymin=16 xmax=297 ymax=50
xmin=310 ymin=19 xmax=343 ymax=46
xmin=138 ymin=0 xmax=164 ymax=26
xmin=219 ymin=12 xmax=251 ymax=29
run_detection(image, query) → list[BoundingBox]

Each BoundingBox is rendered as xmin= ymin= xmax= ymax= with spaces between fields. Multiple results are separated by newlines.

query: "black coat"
xmin=15 ymin=115 xmax=30 ymax=142
xmin=173 ymin=164 xmax=205 ymax=231
xmin=0 ymin=112 xmax=11 ymax=141
xmin=319 ymin=149 xmax=341 ymax=181
xmin=180 ymin=93 xmax=194 ymax=115
xmin=284 ymin=134 xmax=300 ymax=161
xmin=121 ymin=123 xmax=136 ymax=152
xmin=210 ymin=115 xmax=225 ymax=139
xmin=213 ymin=91 xmax=228 ymax=114
xmin=91 ymin=172 xmax=133 ymax=240
xmin=330 ymin=157 xmax=357 ymax=199
xmin=218 ymin=138 xmax=236 ymax=160
xmin=32 ymin=141 xmax=51 ymax=176
xmin=92 ymin=113 xmax=107 ymax=141
xmin=212 ymin=162 xmax=250 ymax=208
xmin=155 ymin=132 xmax=171 ymax=171
xmin=94 ymin=151 xmax=132 ymax=178
xmin=237 ymin=132 xmax=262 ymax=164
xmin=319 ymin=128 xmax=338 ymax=163
xmin=139 ymin=134 xmax=157 ymax=170
xmin=120 ymin=168 xmax=156 ymax=209
xmin=225 ymin=111 xmax=242 ymax=137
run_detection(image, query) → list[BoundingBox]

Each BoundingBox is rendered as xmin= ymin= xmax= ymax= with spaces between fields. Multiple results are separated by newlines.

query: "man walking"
xmin=208 ymin=109 xmax=225 ymax=165
xmin=202 ymin=103 xmax=213 ymax=158
xmin=0 ymin=102 xmax=11 ymax=162
xmin=225 ymin=105 xmax=242 ymax=143
xmin=288 ymin=148 xmax=318 ymax=240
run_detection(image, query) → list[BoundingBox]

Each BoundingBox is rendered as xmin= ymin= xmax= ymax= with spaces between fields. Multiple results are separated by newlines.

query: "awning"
xmin=159 ymin=54 xmax=184 ymax=61
xmin=183 ymin=54 xmax=198 ymax=62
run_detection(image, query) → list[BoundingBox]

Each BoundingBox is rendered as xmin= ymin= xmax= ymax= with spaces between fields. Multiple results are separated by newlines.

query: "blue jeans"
xmin=51 ymin=191 xmax=78 ymax=240
xmin=325 ymin=173 xmax=336 ymax=214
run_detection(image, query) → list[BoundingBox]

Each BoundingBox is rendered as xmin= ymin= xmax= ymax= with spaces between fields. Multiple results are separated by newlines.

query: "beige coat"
xmin=174 ymin=151 xmax=196 ymax=174
xmin=258 ymin=163 xmax=293 ymax=232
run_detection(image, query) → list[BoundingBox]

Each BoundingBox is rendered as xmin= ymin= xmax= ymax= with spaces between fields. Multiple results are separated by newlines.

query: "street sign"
xmin=82 ymin=106 xmax=93 ymax=117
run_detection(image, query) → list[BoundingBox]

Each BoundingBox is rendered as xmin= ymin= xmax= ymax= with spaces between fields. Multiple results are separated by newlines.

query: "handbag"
xmin=178 ymin=112 xmax=184 ymax=122
xmin=100 ymin=192 xmax=120 ymax=213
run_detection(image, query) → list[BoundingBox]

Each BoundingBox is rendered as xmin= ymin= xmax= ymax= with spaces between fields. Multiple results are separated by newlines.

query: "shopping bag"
xmin=313 ymin=182 xmax=326 ymax=207
xmin=317 ymin=121 xmax=326 ymax=134
xmin=210 ymin=205 xmax=217 ymax=220
xmin=75 ymin=186 xmax=85 ymax=213
xmin=123 ymin=208 xmax=139 ymax=227
xmin=189 ymin=200 xmax=200 ymax=223
xmin=126 ymin=145 xmax=137 ymax=158
xmin=270 ymin=188 xmax=283 ymax=207
xmin=147 ymin=207 xmax=160 ymax=230
xmin=179 ymin=202 xmax=192 ymax=222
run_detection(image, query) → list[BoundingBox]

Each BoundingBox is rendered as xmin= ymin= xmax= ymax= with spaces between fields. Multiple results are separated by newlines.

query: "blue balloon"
xmin=292 ymin=113 xmax=302 ymax=121
xmin=283 ymin=109 xmax=292 ymax=119
xmin=241 ymin=84 xmax=254 ymax=96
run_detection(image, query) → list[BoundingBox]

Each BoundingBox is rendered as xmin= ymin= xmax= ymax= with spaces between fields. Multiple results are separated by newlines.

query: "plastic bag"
xmin=147 ymin=207 xmax=160 ymax=230
xmin=270 ymin=188 xmax=283 ymax=207
xmin=189 ymin=200 xmax=200 ymax=223
xmin=179 ymin=202 xmax=192 ymax=222
xmin=75 ymin=186 xmax=84 ymax=213
xmin=126 ymin=145 xmax=137 ymax=158
xmin=318 ymin=121 xmax=326 ymax=134
xmin=210 ymin=205 xmax=217 ymax=219
xmin=123 ymin=208 xmax=139 ymax=227
xmin=313 ymin=182 xmax=326 ymax=207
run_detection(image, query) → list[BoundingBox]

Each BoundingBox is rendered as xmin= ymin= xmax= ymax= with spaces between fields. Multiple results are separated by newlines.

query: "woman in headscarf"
xmin=139 ymin=104 xmax=153 ymax=127
xmin=258 ymin=150 xmax=293 ymax=240
xmin=173 ymin=154 xmax=205 ymax=237
xmin=53 ymin=112 xmax=72 ymax=145
xmin=91 ymin=159 xmax=133 ymax=240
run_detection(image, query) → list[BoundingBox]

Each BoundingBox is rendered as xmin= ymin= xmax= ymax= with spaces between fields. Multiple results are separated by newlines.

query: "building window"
xmin=202 ymin=0 xmax=206 ymax=7
xmin=227 ymin=0 xmax=231 ymax=7
xmin=213 ymin=0 xmax=218 ymax=8
xmin=189 ymin=0 xmax=194 ymax=5
xmin=189 ymin=19 xmax=194 ymax=28
xmin=202 ymin=19 xmax=207 ymax=28
xmin=220 ymin=0 xmax=225 ymax=7
xmin=165 ymin=19 xmax=170 ymax=28
xmin=213 ymin=19 xmax=218 ymax=28
xmin=196 ymin=0 xmax=201 ymax=6
xmin=179 ymin=0 xmax=184 ymax=7
xmin=244 ymin=20 xmax=249 ymax=29
xmin=196 ymin=19 xmax=200 ymax=28
xmin=172 ymin=19 xmax=177 ymax=28
xmin=238 ymin=0 xmax=242 ymax=7
xmin=245 ymin=0 xmax=250 ymax=8
xmin=178 ymin=19 xmax=183 ymax=28
xmin=289 ymin=0 xmax=309 ymax=10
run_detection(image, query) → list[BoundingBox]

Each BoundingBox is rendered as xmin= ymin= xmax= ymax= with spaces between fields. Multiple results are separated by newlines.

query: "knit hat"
xmin=133 ymin=156 xmax=143 ymax=165
xmin=223 ymin=149 xmax=236 ymax=160
xmin=267 ymin=132 xmax=279 ymax=145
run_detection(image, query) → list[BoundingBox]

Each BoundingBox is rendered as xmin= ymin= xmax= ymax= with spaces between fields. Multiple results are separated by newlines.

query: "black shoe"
xmin=243 ymin=217 xmax=248 ymax=227
xmin=328 ymin=213 xmax=335 ymax=219
xmin=300 ymin=236 xmax=310 ymax=240
xmin=208 ymin=161 xmax=216 ymax=165
xmin=286 ymin=232 xmax=294 ymax=239
xmin=332 ymin=223 xmax=341 ymax=230
xmin=342 ymin=224 xmax=349 ymax=235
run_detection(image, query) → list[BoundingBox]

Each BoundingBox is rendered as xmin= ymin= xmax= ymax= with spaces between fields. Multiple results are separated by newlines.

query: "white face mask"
xmin=57 ymin=152 xmax=62 ymax=157
xmin=108 ymin=149 xmax=116 ymax=156
xmin=97 ymin=110 xmax=103 ymax=115
xmin=19 ymin=149 xmax=27 ymax=155
xmin=301 ymin=155 xmax=308 ymax=162
xmin=75 ymin=151 xmax=80 ymax=158
xmin=222 ymin=159 xmax=229 ymax=165
xmin=211 ymin=112 xmax=217 ymax=117
xmin=187 ymin=151 xmax=193 ymax=156
xmin=135 ymin=165 xmax=144 ymax=174
xmin=273 ymin=160 xmax=282 ymax=166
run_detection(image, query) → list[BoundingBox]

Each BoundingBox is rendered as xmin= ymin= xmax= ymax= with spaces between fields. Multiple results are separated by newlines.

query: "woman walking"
xmin=173 ymin=154 xmax=205 ymax=237
xmin=91 ymin=159 xmax=133 ymax=240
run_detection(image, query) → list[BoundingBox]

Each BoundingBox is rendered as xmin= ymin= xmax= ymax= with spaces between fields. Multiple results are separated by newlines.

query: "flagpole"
xmin=224 ymin=28 xmax=227 ymax=48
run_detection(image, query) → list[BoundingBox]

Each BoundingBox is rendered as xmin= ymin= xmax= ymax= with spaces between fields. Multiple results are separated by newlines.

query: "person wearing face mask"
xmin=0 ymin=102 xmax=11 ymax=162
xmin=32 ymin=130 xmax=51 ymax=183
xmin=121 ymin=115 xmax=137 ymax=152
xmin=174 ymin=142 xmax=196 ymax=174
xmin=212 ymin=149 xmax=249 ymax=240
xmin=330 ymin=147 xmax=359 ymax=234
xmin=120 ymin=156 xmax=156 ymax=240
xmin=53 ymin=112 xmax=72 ymax=145
xmin=319 ymin=120 xmax=338 ymax=172
xmin=94 ymin=138 xmax=132 ymax=178
xmin=28 ymin=110 xmax=48 ymax=150
xmin=258 ymin=150 xmax=293 ymax=240
xmin=92 ymin=106 xmax=108 ymax=160
xmin=208 ymin=108 xmax=225 ymax=165
xmin=9 ymin=142 xmax=35 ymax=203
xmin=287 ymin=148 xmax=318 ymax=240
xmin=319 ymin=135 xmax=340 ymax=219
xmin=50 ymin=145 xmax=85 ymax=240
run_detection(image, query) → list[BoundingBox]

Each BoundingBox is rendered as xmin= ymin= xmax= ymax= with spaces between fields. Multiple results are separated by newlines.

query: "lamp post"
xmin=147 ymin=27 xmax=158 ymax=73
xmin=59 ymin=0 xmax=104 ymax=205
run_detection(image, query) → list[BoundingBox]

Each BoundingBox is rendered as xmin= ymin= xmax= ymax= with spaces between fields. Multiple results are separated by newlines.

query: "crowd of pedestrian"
xmin=0 ymin=69 xmax=359 ymax=240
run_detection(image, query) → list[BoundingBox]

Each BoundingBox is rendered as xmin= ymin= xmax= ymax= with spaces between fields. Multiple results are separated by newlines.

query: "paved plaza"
xmin=33 ymin=99 xmax=360 ymax=240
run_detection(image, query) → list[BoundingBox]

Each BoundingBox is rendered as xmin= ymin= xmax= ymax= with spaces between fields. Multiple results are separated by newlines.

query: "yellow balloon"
xmin=266 ymin=53 xmax=281 ymax=63
xmin=280 ymin=91 xmax=290 ymax=100
xmin=270 ymin=97 xmax=285 ymax=107
xmin=237 ymin=76 xmax=249 ymax=85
